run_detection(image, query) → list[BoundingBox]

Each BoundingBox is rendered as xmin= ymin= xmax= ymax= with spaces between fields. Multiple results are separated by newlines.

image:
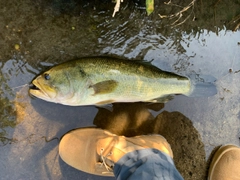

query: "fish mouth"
xmin=29 ymin=83 xmax=40 ymax=90
xmin=29 ymin=80 xmax=51 ymax=99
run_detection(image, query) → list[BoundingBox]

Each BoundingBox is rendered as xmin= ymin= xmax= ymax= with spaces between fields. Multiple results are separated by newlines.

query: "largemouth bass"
xmin=29 ymin=57 xmax=216 ymax=106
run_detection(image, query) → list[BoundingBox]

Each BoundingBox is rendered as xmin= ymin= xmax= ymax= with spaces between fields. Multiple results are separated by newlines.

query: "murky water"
xmin=0 ymin=0 xmax=240 ymax=179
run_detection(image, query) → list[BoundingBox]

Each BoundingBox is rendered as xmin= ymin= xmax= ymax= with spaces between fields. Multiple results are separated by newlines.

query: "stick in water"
xmin=11 ymin=84 xmax=29 ymax=90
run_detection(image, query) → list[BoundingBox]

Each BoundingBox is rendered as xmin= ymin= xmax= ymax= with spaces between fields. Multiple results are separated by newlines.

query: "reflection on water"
xmin=0 ymin=59 xmax=39 ymax=145
xmin=0 ymin=97 xmax=16 ymax=145
xmin=94 ymin=102 xmax=206 ymax=179
xmin=94 ymin=103 xmax=159 ymax=136
xmin=0 ymin=30 xmax=239 ymax=180
xmin=0 ymin=61 xmax=16 ymax=145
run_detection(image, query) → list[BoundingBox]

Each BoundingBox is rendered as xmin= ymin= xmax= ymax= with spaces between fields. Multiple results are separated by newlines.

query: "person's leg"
xmin=208 ymin=144 xmax=240 ymax=180
xmin=59 ymin=127 xmax=183 ymax=179
xmin=114 ymin=148 xmax=183 ymax=180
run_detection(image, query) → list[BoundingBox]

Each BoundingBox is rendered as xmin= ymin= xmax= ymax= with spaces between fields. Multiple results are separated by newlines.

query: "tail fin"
xmin=187 ymin=74 xmax=217 ymax=97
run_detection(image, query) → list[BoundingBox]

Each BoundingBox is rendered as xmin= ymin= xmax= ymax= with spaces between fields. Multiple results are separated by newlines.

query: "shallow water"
xmin=0 ymin=0 xmax=240 ymax=179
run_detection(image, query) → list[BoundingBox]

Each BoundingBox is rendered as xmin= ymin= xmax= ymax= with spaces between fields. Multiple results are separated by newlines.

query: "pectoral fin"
xmin=90 ymin=80 xmax=118 ymax=95
xmin=148 ymin=95 xmax=175 ymax=103
xmin=96 ymin=100 xmax=115 ymax=105
xmin=95 ymin=102 xmax=114 ymax=111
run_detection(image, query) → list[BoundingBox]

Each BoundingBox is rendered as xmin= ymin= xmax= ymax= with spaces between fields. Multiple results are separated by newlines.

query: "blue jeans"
xmin=114 ymin=149 xmax=184 ymax=180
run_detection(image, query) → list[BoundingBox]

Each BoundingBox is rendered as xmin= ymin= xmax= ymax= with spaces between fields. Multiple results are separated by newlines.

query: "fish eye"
xmin=44 ymin=73 xmax=50 ymax=80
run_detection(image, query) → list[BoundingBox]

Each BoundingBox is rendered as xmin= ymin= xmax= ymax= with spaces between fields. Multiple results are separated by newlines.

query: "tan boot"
xmin=208 ymin=144 xmax=240 ymax=180
xmin=59 ymin=128 xmax=173 ymax=176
